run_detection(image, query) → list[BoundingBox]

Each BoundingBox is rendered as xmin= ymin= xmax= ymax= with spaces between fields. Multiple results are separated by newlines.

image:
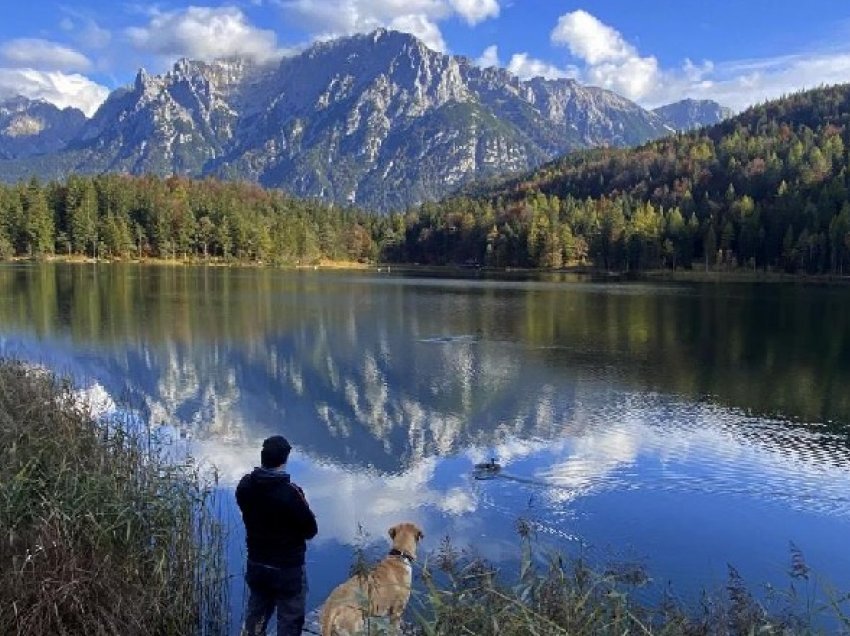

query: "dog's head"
xmin=388 ymin=522 xmax=424 ymax=558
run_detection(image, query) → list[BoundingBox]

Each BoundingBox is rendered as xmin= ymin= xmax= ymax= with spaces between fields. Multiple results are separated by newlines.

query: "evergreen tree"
xmin=68 ymin=179 xmax=99 ymax=256
xmin=24 ymin=179 xmax=54 ymax=256
xmin=703 ymin=224 xmax=717 ymax=271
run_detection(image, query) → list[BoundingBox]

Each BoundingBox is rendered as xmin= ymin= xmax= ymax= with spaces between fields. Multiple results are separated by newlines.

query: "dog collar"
xmin=388 ymin=548 xmax=415 ymax=564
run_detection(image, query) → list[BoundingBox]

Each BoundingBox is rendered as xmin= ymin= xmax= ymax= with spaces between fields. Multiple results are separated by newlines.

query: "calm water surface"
xmin=1 ymin=263 xmax=849 ymax=630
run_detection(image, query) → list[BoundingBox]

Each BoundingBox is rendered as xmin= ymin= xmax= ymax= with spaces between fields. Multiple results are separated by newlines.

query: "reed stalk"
xmin=0 ymin=359 xmax=227 ymax=636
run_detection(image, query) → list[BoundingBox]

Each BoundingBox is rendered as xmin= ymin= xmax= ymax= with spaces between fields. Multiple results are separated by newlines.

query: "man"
xmin=236 ymin=435 xmax=318 ymax=636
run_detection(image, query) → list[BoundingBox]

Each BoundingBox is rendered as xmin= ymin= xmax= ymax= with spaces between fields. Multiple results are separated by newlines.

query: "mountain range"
xmin=0 ymin=97 xmax=86 ymax=160
xmin=0 ymin=29 xmax=729 ymax=211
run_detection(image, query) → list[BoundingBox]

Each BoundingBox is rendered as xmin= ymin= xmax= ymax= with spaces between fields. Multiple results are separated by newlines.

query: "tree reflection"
xmin=0 ymin=263 xmax=847 ymax=475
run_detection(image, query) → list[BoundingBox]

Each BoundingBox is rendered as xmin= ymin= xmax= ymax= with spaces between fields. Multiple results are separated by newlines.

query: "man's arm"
xmin=235 ymin=475 xmax=249 ymax=513
xmin=287 ymin=483 xmax=318 ymax=540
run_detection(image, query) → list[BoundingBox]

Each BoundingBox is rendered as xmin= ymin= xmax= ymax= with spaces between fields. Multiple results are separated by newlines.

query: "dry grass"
xmin=409 ymin=522 xmax=850 ymax=636
xmin=0 ymin=359 xmax=227 ymax=636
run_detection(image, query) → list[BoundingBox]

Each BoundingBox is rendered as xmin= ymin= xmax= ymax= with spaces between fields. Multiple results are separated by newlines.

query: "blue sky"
xmin=1 ymin=0 xmax=849 ymax=115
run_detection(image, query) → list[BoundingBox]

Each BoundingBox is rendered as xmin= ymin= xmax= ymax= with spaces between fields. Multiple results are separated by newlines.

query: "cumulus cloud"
xmin=584 ymin=55 xmax=659 ymax=101
xmin=533 ymin=9 xmax=850 ymax=111
xmin=551 ymin=10 xmax=634 ymax=65
xmin=388 ymin=14 xmax=446 ymax=51
xmin=0 ymin=37 xmax=108 ymax=116
xmin=126 ymin=6 xmax=284 ymax=62
xmin=549 ymin=10 xmax=659 ymax=100
xmin=0 ymin=38 xmax=93 ymax=72
xmin=507 ymin=52 xmax=572 ymax=80
xmin=475 ymin=44 xmax=500 ymax=68
xmin=449 ymin=0 xmax=500 ymax=25
xmin=0 ymin=69 xmax=109 ymax=116
xmin=277 ymin=0 xmax=501 ymax=52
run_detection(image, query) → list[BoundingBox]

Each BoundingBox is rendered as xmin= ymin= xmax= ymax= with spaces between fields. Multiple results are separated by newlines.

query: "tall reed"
xmin=410 ymin=522 xmax=850 ymax=635
xmin=0 ymin=359 xmax=227 ymax=635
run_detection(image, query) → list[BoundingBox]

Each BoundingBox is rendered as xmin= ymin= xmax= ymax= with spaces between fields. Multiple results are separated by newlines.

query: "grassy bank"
xmin=408 ymin=527 xmax=850 ymax=635
xmin=0 ymin=360 xmax=227 ymax=636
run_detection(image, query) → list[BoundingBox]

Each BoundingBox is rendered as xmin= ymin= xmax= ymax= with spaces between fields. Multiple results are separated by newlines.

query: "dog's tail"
xmin=319 ymin=604 xmax=343 ymax=636
xmin=320 ymin=604 xmax=361 ymax=636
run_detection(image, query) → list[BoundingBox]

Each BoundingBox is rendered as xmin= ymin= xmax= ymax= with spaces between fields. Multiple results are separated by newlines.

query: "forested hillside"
xmin=1 ymin=84 xmax=850 ymax=273
xmin=0 ymin=175 xmax=385 ymax=264
xmin=411 ymin=84 xmax=850 ymax=273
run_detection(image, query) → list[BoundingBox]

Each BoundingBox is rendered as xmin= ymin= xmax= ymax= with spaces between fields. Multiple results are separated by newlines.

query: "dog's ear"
xmin=388 ymin=525 xmax=397 ymax=540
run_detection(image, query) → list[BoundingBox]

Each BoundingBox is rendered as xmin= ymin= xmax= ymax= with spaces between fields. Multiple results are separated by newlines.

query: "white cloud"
xmin=0 ymin=68 xmax=109 ymax=116
xmin=584 ymin=55 xmax=659 ymax=101
xmin=449 ymin=0 xmax=499 ymax=26
xmin=126 ymin=6 xmax=284 ymax=62
xmin=0 ymin=38 xmax=93 ymax=72
xmin=550 ymin=10 xmax=659 ymax=100
xmin=0 ymin=33 xmax=109 ymax=116
xmin=551 ymin=10 xmax=634 ymax=65
xmin=682 ymin=58 xmax=714 ymax=83
xmin=543 ymin=9 xmax=850 ymax=111
xmin=507 ymin=52 xmax=571 ymax=80
xmin=388 ymin=14 xmax=446 ymax=51
xmin=649 ymin=51 xmax=850 ymax=112
xmin=279 ymin=0 xmax=446 ymax=33
xmin=475 ymin=44 xmax=500 ymax=68
xmin=277 ymin=0 xmax=500 ymax=53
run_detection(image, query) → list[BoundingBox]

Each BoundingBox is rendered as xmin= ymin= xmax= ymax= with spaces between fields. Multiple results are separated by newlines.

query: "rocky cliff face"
xmin=0 ymin=30 xmax=729 ymax=210
xmin=0 ymin=97 xmax=86 ymax=159
xmin=72 ymin=57 xmax=273 ymax=175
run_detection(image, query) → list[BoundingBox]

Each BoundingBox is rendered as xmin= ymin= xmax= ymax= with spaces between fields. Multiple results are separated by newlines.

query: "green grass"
xmin=0 ymin=359 xmax=227 ymax=636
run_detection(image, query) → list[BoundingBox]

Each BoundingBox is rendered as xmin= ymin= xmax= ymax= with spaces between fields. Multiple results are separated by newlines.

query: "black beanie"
xmin=261 ymin=435 xmax=292 ymax=468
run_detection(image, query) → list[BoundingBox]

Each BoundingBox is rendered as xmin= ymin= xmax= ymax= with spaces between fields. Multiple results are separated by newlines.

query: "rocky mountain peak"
xmin=652 ymin=98 xmax=732 ymax=131
xmin=0 ymin=96 xmax=86 ymax=159
xmin=1 ymin=95 xmax=42 ymax=115
xmin=134 ymin=68 xmax=153 ymax=92
xmin=0 ymin=30 xmax=729 ymax=210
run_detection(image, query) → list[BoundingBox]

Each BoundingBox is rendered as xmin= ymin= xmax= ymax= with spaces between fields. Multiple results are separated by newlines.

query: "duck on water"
xmin=473 ymin=457 xmax=502 ymax=480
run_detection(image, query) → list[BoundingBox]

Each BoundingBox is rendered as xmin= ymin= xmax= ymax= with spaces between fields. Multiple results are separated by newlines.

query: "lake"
xmin=1 ymin=262 xmax=849 ymax=632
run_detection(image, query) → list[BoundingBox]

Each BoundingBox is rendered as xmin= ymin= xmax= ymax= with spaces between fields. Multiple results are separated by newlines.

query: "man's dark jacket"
xmin=236 ymin=468 xmax=318 ymax=568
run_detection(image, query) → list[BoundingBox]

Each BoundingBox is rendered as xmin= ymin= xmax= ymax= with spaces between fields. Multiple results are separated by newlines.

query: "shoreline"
xmin=1 ymin=254 xmax=373 ymax=270
xmin=4 ymin=256 xmax=850 ymax=284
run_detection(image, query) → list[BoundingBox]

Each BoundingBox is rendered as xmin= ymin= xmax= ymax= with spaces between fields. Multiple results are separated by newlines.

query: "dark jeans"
xmin=241 ymin=561 xmax=308 ymax=636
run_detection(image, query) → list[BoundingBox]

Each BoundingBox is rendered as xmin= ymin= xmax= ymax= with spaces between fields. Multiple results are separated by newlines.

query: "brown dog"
xmin=320 ymin=522 xmax=424 ymax=635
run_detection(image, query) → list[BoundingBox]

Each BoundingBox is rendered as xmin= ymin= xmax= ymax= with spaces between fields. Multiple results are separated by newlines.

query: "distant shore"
xmin=1 ymin=254 xmax=373 ymax=270
xmin=3 ymin=255 xmax=850 ymax=284
xmin=637 ymin=267 xmax=850 ymax=284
